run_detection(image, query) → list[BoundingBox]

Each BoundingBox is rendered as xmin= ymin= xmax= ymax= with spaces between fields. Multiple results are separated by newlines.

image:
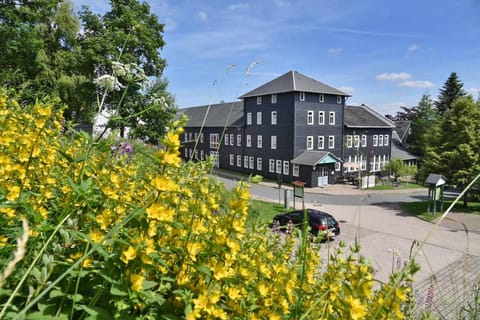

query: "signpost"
xmin=292 ymin=180 xmax=306 ymax=210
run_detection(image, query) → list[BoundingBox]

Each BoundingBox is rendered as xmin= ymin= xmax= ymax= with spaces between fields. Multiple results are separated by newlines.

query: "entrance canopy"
xmin=291 ymin=151 xmax=342 ymax=166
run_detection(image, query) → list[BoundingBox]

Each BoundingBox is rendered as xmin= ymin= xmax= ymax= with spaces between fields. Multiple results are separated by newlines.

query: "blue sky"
xmin=73 ymin=0 xmax=480 ymax=116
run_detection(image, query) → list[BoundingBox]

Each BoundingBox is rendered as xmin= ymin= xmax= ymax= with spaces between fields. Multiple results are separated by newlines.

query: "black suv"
xmin=272 ymin=209 xmax=340 ymax=238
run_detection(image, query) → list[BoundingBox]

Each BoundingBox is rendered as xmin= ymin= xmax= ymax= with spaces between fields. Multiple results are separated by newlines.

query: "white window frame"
xmin=244 ymin=156 xmax=249 ymax=168
xmin=230 ymin=134 xmax=234 ymax=146
xmin=299 ymin=91 xmax=305 ymax=101
xmin=200 ymin=133 xmax=204 ymax=143
xmin=361 ymin=135 xmax=367 ymax=147
xmin=373 ymin=135 xmax=378 ymax=146
xmin=271 ymin=94 xmax=277 ymax=104
xmin=200 ymin=150 xmax=204 ymax=160
xmin=328 ymin=136 xmax=335 ymax=149
xmin=210 ymin=133 xmax=220 ymax=149
xmin=247 ymin=112 xmax=252 ymax=125
xmin=210 ymin=151 xmax=219 ymax=167
xmin=237 ymin=155 xmax=242 ymax=167
xmin=307 ymin=110 xmax=314 ymax=125
xmin=229 ymin=154 xmax=234 ymax=166
xmin=379 ymin=135 xmax=384 ymax=146
xmin=271 ymin=135 xmax=277 ymax=150
xmin=276 ymin=160 xmax=282 ymax=174
xmin=257 ymin=158 xmax=262 ymax=171
xmin=249 ymin=156 xmax=254 ymax=169
xmin=184 ymin=148 xmax=188 ymax=157
xmin=237 ymin=134 xmax=241 ymax=146
xmin=384 ymin=134 xmax=389 ymax=146
xmin=246 ymin=134 xmax=251 ymax=147
xmin=283 ymin=161 xmax=289 ymax=175
xmin=319 ymin=93 xmax=324 ymax=102
xmin=293 ymin=163 xmax=300 ymax=177
xmin=337 ymin=96 xmax=342 ymax=104
xmin=318 ymin=111 xmax=325 ymax=125
xmin=269 ymin=159 xmax=275 ymax=173
xmin=318 ymin=136 xmax=324 ymax=149
xmin=194 ymin=149 xmax=198 ymax=159
xmin=307 ymin=136 xmax=314 ymax=150
xmin=257 ymin=135 xmax=263 ymax=148
xmin=224 ymin=134 xmax=229 ymax=146
xmin=257 ymin=96 xmax=262 ymax=105
xmin=346 ymin=135 xmax=353 ymax=148
xmin=329 ymin=111 xmax=335 ymax=125
xmin=335 ymin=162 xmax=341 ymax=171
xmin=354 ymin=135 xmax=360 ymax=148
xmin=271 ymin=111 xmax=277 ymax=125
xmin=257 ymin=111 xmax=262 ymax=125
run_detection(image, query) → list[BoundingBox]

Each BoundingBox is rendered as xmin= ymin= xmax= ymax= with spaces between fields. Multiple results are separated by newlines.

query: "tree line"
xmin=0 ymin=0 xmax=176 ymax=144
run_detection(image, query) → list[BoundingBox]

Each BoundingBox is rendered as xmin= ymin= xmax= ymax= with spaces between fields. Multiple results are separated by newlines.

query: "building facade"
xmin=179 ymin=71 xmax=394 ymax=187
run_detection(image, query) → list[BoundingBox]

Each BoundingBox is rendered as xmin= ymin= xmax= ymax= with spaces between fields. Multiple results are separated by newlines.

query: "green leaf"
xmin=49 ymin=289 xmax=64 ymax=299
xmin=110 ymin=285 xmax=128 ymax=296
xmin=142 ymin=280 xmax=158 ymax=290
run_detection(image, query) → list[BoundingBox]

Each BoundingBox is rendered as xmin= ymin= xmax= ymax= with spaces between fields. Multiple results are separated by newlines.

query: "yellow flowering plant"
xmin=0 ymin=88 xmax=419 ymax=319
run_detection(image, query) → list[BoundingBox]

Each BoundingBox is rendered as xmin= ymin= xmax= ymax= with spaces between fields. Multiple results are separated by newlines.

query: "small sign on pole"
xmin=292 ymin=181 xmax=306 ymax=210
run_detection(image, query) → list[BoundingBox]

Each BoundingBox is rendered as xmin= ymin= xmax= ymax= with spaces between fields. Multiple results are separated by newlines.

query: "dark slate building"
xmin=179 ymin=71 xmax=395 ymax=187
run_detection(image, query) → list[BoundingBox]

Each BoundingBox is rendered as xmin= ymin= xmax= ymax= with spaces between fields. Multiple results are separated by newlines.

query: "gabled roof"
xmin=393 ymin=120 xmax=412 ymax=143
xmin=425 ymin=174 xmax=447 ymax=186
xmin=239 ymin=70 xmax=351 ymax=98
xmin=178 ymin=101 xmax=243 ymax=128
xmin=291 ymin=151 xmax=342 ymax=166
xmin=391 ymin=144 xmax=417 ymax=161
xmin=344 ymin=104 xmax=395 ymax=128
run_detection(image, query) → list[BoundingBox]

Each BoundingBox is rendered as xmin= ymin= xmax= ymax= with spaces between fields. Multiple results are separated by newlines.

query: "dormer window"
xmin=299 ymin=91 xmax=305 ymax=101
xmin=257 ymin=96 xmax=262 ymax=105
xmin=319 ymin=93 xmax=324 ymax=102
xmin=271 ymin=94 xmax=277 ymax=104
xmin=337 ymin=96 xmax=342 ymax=104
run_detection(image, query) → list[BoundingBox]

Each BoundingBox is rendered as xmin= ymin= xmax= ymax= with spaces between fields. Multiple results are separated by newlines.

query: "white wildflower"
xmin=94 ymin=74 xmax=124 ymax=91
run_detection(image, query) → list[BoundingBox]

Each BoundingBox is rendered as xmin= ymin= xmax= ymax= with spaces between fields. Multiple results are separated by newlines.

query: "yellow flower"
xmin=151 ymin=176 xmax=179 ymax=192
xmin=6 ymin=185 xmax=20 ymax=201
xmin=0 ymin=236 xmax=8 ymax=247
xmin=258 ymin=283 xmax=269 ymax=297
xmin=82 ymin=257 xmax=93 ymax=268
xmin=146 ymin=203 xmax=175 ymax=222
xmin=120 ymin=246 xmax=137 ymax=264
xmin=395 ymin=288 xmax=408 ymax=301
xmin=348 ymin=296 xmax=367 ymax=320
xmin=130 ymin=273 xmax=144 ymax=291
xmin=88 ymin=230 xmax=104 ymax=243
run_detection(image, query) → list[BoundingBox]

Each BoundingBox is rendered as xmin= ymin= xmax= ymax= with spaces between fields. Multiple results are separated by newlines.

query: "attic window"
xmin=271 ymin=94 xmax=277 ymax=104
xmin=299 ymin=91 xmax=305 ymax=101
xmin=257 ymin=96 xmax=262 ymax=105
xmin=336 ymin=96 xmax=342 ymax=104
xmin=319 ymin=93 xmax=324 ymax=102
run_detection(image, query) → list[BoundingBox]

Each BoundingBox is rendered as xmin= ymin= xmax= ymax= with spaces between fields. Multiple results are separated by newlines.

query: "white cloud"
xmin=339 ymin=86 xmax=354 ymax=95
xmin=469 ymin=88 xmax=480 ymax=96
xmin=198 ymin=11 xmax=208 ymax=22
xmin=228 ymin=3 xmax=249 ymax=10
xmin=408 ymin=45 xmax=419 ymax=53
xmin=399 ymin=80 xmax=434 ymax=88
xmin=328 ymin=48 xmax=342 ymax=56
xmin=376 ymin=72 xmax=412 ymax=81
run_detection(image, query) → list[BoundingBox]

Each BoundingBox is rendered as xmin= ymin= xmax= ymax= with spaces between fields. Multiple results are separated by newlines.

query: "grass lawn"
xmin=368 ymin=182 xmax=425 ymax=191
xmin=401 ymin=200 xmax=480 ymax=221
xmin=247 ymin=198 xmax=289 ymax=226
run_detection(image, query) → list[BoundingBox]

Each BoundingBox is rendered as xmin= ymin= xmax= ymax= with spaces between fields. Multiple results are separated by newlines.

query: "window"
xmin=247 ymin=112 xmax=252 ymax=125
xmin=337 ymin=96 xmax=342 ymax=104
xmin=293 ymin=163 xmax=299 ymax=177
xmin=246 ymin=135 xmax=251 ymax=147
xmin=194 ymin=132 xmax=198 ymax=141
xmin=307 ymin=110 xmax=314 ymax=125
xmin=244 ymin=156 xmax=249 ymax=168
xmin=384 ymin=135 xmax=389 ymax=146
xmin=354 ymin=135 xmax=360 ymax=148
xmin=269 ymin=159 xmax=275 ymax=172
xmin=307 ymin=136 xmax=314 ymax=150
xmin=237 ymin=155 xmax=242 ymax=167
xmin=188 ymin=132 xmax=192 ymax=141
xmin=379 ymin=135 xmax=384 ymax=146
xmin=329 ymin=111 xmax=335 ymax=125
xmin=328 ymin=136 xmax=335 ymax=149
xmin=271 ymin=94 xmax=277 ymax=104
xmin=194 ymin=150 xmax=198 ymax=159
xmin=257 ymin=96 xmax=262 ymax=105
xmin=210 ymin=133 xmax=220 ymax=149
xmin=271 ymin=111 xmax=277 ymax=125
xmin=249 ymin=157 xmax=254 ymax=169
xmin=200 ymin=150 xmax=204 ymax=160
xmin=361 ymin=135 xmax=367 ymax=147
xmin=257 ymin=158 xmax=262 ymax=171
xmin=230 ymin=134 xmax=234 ymax=146
xmin=373 ymin=135 xmax=378 ymax=146
xmin=210 ymin=151 xmax=219 ymax=167
xmin=276 ymin=160 xmax=282 ymax=173
xmin=224 ymin=134 xmax=229 ymax=145
xmin=319 ymin=93 xmax=324 ymax=102
xmin=335 ymin=162 xmax=341 ymax=171
xmin=346 ymin=135 xmax=353 ymax=148
xmin=189 ymin=149 xmax=192 ymax=158
xmin=318 ymin=136 xmax=325 ymax=149
xmin=237 ymin=134 xmax=241 ymax=146
xmin=184 ymin=148 xmax=188 ymax=157
xmin=257 ymin=112 xmax=262 ymax=125
xmin=283 ymin=161 xmax=289 ymax=175
xmin=200 ymin=133 xmax=204 ymax=143
xmin=271 ymin=136 xmax=277 ymax=149
xmin=299 ymin=91 xmax=305 ymax=101
xmin=257 ymin=135 xmax=263 ymax=148
xmin=229 ymin=154 xmax=234 ymax=166
xmin=318 ymin=111 xmax=325 ymax=125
